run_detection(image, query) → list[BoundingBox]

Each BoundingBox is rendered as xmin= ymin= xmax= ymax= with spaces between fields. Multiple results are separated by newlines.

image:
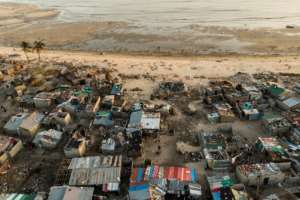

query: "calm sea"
xmin=1 ymin=0 xmax=300 ymax=28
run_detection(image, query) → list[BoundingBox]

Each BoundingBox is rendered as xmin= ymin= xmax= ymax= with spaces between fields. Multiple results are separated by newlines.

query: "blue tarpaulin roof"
xmin=212 ymin=191 xmax=221 ymax=200
xmin=191 ymin=168 xmax=197 ymax=182
xmin=129 ymin=183 xmax=150 ymax=200
xmin=137 ymin=168 xmax=144 ymax=182
xmin=129 ymin=183 xmax=149 ymax=192
xmin=111 ymin=84 xmax=122 ymax=95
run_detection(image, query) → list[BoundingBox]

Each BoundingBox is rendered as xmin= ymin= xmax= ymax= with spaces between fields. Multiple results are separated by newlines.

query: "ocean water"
xmin=1 ymin=0 xmax=300 ymax=28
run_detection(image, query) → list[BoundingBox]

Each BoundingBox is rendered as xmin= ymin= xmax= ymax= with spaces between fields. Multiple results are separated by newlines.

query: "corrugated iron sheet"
xmin=136 ymin=166 xmax=197 ymax=182
xmin=69 ymin=167 xmax=121 ymax=186
xmin=128 ymin=183 xmax=150 ymax=200
xmin=141 ymin=112 xmax=160 ymax=130
xmin=128 ymin=111 xmax=143 ymax=128
xmin=68 ymin=155 xmax=122 ymax=169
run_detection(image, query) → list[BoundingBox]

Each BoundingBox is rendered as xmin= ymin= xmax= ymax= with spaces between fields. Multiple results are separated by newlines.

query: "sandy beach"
xmin=2 ymin=47 xmax=300 ymax=76
xmin=0 ymin=2 xmax=300 ymax=55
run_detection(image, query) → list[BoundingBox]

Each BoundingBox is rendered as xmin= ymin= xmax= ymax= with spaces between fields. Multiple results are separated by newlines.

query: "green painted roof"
xmin=268 ymin=85 xmax=285 ymax=96
xmin=6 ymin=194 xmax=36 ymax=200
xmin=96 ymin=111 xmax=111 ymax=117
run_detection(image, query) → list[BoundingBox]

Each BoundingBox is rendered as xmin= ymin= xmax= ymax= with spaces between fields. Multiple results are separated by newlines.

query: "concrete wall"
xmin=236 ymin=167 xmax=285 ymax=186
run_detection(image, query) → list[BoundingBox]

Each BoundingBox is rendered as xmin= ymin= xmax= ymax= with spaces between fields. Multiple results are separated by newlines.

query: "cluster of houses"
xmin=200 ymin=79 xmax=300 ymax=200
xmin=0 ymin=67 xmax=202 ymax=200
xmin=1 ymin=60 xmax=300 ymax=200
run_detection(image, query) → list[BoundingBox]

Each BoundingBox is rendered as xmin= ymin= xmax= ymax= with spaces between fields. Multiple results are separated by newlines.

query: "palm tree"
xmin=20 ymin=41 xmax=31 ymax=63
xmin=33 ymin=40 xmax=45 ymax=62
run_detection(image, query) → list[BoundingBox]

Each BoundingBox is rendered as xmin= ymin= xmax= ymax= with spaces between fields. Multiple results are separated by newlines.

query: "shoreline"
xmin=1 ymin=46 xmax=299 ymax=60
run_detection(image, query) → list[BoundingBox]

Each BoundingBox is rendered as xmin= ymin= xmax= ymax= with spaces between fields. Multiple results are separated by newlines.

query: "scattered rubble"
xmin=0 ymin=56 xmax=300 ymax=200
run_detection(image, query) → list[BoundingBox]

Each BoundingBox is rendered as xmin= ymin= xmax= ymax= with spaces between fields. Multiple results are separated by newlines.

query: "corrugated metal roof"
xmin=68 ymin=155 xmax=122 ymax=169
xmin=4 ymin=113 xmax=28 ymax=133
xmin=268 ymin=85 xmax=285 ymax=96
xmin=33 ymin=129 xmax=63 ymax=148
xmin=103 ymin=183 xmax=119 ymax=192
xmin=237 ymin=163 xmax=282 ymax=176
xmin=62 ymin=186 xmax=94 ymax=200
xmin=93 ymin=118 xmax=113 ymax=127
xmin=68 ymin=156 xmax=122 ymax=187
xmin=141 ymin=113 xmax=160 ymax=130
xmin=128 ymin=183 xmax=150 ymax=200
xmin=69 ymin=167 xmax=121 ymax=186
xmin=48 ymin=186 xmax=66 ymax=200
xmin=48 ymin=186 xmax=94 ymax=200
xmin=133 ymin=166 xmax=197 ymax=183
xmin=2 ymin=194 xmax=36 ymax=200
xmin=283 ymin=97 xmax=300 ymax=108
xmin=128 ymin=111 xmax=143 ymax=128
xmin=19 ymin=112 xmax=45 ymax=130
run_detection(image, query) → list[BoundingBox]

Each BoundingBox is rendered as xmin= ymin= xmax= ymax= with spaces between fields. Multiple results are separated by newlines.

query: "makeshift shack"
xmin=0 ymin=136 xmax=23 ymax=164
xmin=101 ymin=138 xmax=116 ymax=154
xmin=128 ymin=111 xmax=160 ymax=134
xmin=85 ymin=96 xmax=101 ymax=114
xmin=68 ymin=155 xmax=122 ymax=192
xmin=4 ymin=113 xmax=29 ymax=135
xmin=140 ymin=112 xmax=160 ymax=133
xmin=267 ymin=85 xmax=286 ymax=99
xmin=111 ymin=83 xmax=123 ymax=96
xmin=206 ymin=173 xmax=249 ymax=200
xmin=128 ymin=183 xmax=151 ymax=200
xmin=203 ymin=148 xmax=231 ymax=171
xmin=33 ymin=92 xmax=57 ymax=108
xmin=130 ymin=165 xmax=198 ymax=198
xmin=33 ymin=129 xmax=63 ymax=149
xmin=256 ymin=137 xmax=291 ymax=169
xmin=102 ymin=95 xmax=115 ymax=109
xmin=47 ymin=110 xmax=72 ymax=126
xmin=214 ymin=103 xmax=235 ymax=122
xmin=64 ymin=137 xmax=87 ymax=158
xmin=19 ymin=112 xmax=45 ymax=138
xmin=93 ymin=111 xmax=113 ymax=127
xmin=262 ymin=113 xmax=291 ymax=136
xmin=207 ymin=112 xmax=220 ymax=124
xmin=236 ymin=163 xmax=285 ymax=186
xmin=243 ymin=86 xmax=262 ymax=100
xmin=225 ymin=91 xmax=250 ymax=106
xmin=58 ymin=96 xmax=80 ymax=114
xmin=237 ymin=102 xmax=260 ymax=120
xmin=48 ymin=186 xmax=94 ymax=200
xmin=199 ymin=132 xmax=226 ymax=150
xmin=294 ymin=83 xmax=300 ymax=94
xmin=278 ymin=97 xmax=300 ymax=111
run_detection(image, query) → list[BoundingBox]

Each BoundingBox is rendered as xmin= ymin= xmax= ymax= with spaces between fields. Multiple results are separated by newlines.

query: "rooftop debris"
xmin=236 ymin=163 xmax=285 ymax=186
xmin=1 ymin=57 xmax=300 ymax=199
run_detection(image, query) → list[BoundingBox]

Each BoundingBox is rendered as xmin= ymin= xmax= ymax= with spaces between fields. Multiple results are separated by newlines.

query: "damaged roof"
xmin=282 ymin=97 xmax=300 ymax=108
xmin=68 ymin=155 xmax=122 ymax=187
xmin=48 ymin=186 xmax=94 ymax=200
